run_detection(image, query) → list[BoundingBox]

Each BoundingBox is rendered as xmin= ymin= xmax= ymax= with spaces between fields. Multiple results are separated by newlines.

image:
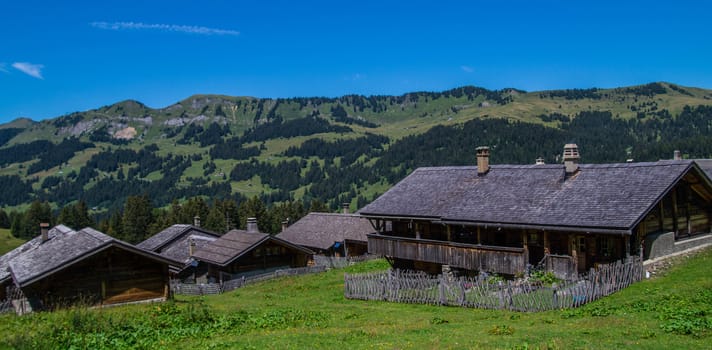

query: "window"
xmin=597 ymin=237 xmax=610 ymax=257
xmin=529 ymin=233 xmax=539 ymax=245
xmin=577 ymin=237 xmax=586 ymax=253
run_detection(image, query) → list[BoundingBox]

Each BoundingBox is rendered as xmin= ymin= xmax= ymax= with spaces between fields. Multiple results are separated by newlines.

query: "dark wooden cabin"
xmin=0 ymin=226 xmax=180 ymax=312
xmin=191 ymin=218 xmax=313 ymax=282
xmin=276 ymin=211 xmax=374 ymax=257
xmin=137 ymin=223 xmax=221 ymax=280
xmin=359 ymin=145 xmax=712 ymax=278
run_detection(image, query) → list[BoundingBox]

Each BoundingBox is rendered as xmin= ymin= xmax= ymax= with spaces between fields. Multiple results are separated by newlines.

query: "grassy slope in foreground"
xmin=0 ymin=251 xmax=710 ymax=349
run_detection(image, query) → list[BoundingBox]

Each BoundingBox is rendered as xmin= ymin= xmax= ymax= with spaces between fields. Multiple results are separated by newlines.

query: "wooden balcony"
xmin=368 ymin=234 xmax=527 ymax=275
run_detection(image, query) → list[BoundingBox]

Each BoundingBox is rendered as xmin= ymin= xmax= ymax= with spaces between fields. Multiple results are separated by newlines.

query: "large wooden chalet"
xmin=359 ymin=144 xmax=712 ymax=278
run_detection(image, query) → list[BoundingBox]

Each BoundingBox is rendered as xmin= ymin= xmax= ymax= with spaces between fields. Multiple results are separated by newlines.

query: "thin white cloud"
xmin=12 ymin=62 xmax=44 ymax=79
xmin=0 ymin=63 xmax=8 ymax=73
xmin=461 ymin=65 xmax=474 ymax=73
xmin=90 ymin=21 xmax=240 ymax=36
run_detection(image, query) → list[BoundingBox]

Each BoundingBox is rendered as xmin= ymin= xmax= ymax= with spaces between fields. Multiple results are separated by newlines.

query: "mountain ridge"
xmin=2 ymin=81 xmax=712 ymax=218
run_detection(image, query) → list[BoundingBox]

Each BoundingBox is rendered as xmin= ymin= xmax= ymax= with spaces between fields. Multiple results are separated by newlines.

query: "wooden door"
xmin=575 ymin=236 xmax=587 ymax=272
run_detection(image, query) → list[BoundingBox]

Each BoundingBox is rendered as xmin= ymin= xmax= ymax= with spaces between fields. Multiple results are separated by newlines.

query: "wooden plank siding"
xmin=642 ymin=181 xmax=712 ymax=240
xmin=368 ymin=234 xmax=526 ymax=275
xmin=23 ymin=247 xmax=168 ymax=309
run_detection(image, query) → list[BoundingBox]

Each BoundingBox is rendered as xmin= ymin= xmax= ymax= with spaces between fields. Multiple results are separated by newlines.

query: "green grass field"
xmin=0 ymin=228 xmax=24 ymax=255
xmin=1 ymin=249 xmax=710 ymax=349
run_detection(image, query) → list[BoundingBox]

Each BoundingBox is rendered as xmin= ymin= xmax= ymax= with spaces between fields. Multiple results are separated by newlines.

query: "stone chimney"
xmin=674 ymin=150 xmax=682 ymax=160
xmin=193 ymin=215 xmax=201 ymax=228
xmin=563 ymin=143 xmax=580 ymax=175
xmin=281 ymin=220 xmax=289 ymax=233
xmin=189 ymin=238 xmax=196 ymax=257
xmin=476 ymin=146 xmax=490 ymax=176
xmin=247 ymin=217 xmax=258 ymax=233
xmin=342 ymin=203 xmax=350 ymax=214
xmin=40 ymin=222 xmax=50 ymax=243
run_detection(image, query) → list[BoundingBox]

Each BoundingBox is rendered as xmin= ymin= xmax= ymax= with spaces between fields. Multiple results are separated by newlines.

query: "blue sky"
xmin=1 ymin=0 xmax=711 ymax=123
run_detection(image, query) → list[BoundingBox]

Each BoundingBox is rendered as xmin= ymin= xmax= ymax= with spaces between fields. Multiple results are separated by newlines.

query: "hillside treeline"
xmin=4 ymin=195 xmax=333 ymax=243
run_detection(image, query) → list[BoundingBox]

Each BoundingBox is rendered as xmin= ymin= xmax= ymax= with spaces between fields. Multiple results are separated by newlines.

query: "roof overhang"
xmin=359 ymin=214 xmax=441 ymax=221
xmin=434 ymin=220 xmax=632 ymax=236
xmin=361 ymin=215 xmax=632 ymax=236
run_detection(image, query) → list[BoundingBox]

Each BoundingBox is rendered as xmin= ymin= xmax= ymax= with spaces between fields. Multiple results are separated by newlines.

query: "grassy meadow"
xmin=0 ymin=248 xmax=710 ymax=349
xmin=0 ymin=228 xmax=24 ymax=255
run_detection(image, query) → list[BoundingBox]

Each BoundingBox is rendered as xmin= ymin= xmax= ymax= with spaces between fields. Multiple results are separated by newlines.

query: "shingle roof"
xmin=695 ymin=159 xmax=712 ymax=178
xmin=160 ymin=234 xmax=216 ymax=265
xmin=276 ymin=213 xmax=375 ymax=250
xmin=0 ymin=225 xmax=75 ymax=283
xmin=359 ymin=160 xmax=706 ymax=232
xmin=192 ymin=230 xmax=267 ymax=266
xmin=136 ymin=224 xmax=220 ymax=265
xmin=192 ymin=229 xmax=313 ymax=267
xmin=137 ymin=224 xmax=220 ymax=251
xmin=1 ymin=226 xmax=181 ymax=287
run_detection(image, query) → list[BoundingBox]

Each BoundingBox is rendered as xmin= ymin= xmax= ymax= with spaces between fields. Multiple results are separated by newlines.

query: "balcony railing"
xmin=367 ymin=234 xmax=527 ymax=275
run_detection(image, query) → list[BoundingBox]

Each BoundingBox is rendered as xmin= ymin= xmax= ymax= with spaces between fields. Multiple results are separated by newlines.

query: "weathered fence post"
xmin=498 ymin=281 xmax=505 ymax=309
xmin=507 ymin=281 xmax=514 ymax=310
xmin=552 ymin=283 xmax=559 ymax=309
xmin=459 ymin=278 xmax=466 ymax=306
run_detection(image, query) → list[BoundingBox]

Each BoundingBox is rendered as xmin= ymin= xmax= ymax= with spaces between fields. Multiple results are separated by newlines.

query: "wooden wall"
xmin=208 ymin=240 xmax=311 ymax=280
xmin=23 ymin=247 xmax=168 ymax=309
xmin=368 ymin=234 xmax=526 ymax=275
xmin=642 ymin=180 xmax=712 ymax=240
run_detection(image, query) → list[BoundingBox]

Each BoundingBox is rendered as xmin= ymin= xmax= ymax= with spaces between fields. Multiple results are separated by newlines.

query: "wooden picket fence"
xmin=0 ymin=286 xmax=29 ymax=315
xmin=171 ymin=265 xmax=327 ymax=296
xmin=313 ymin=254 xmax=380 ymax=269
xmin=344 ymin=256 xmax=643 ymax=311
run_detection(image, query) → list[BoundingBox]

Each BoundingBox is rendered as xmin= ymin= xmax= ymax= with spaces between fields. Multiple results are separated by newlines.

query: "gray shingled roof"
xmin=696 ymin=159 xmax=712 ymax=178
xmin=136 ymin=224 xmax=220 ymax=265
xmin=359 ymin=160 xmax=707 ymax=232
xmin=276 ymin=213 xmax=375 ymax=250
xmin=192 ymin=229 xmax=313 ymax=266
xmin=160 ymin=234 xmax=217 ymax=265
xmin=1 ymin=226 xmax=181 ymax=287
xmin=137 ymin=224 xmax=219 ymax=251
xmin=0 ymin=225 xmax=75 ymax=283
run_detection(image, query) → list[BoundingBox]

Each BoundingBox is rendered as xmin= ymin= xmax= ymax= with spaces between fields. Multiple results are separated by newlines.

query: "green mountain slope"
xmin=1 ymin=82 xmax=712 ymax=216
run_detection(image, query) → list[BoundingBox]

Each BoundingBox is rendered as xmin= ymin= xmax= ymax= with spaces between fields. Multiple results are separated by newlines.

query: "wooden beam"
xmin=543 ymin=231 xmax=550 ymax=255
xmin=672 ymin=188 xmax=679 ymax=234
xmin=522 ymin=231 xmax=529 ymax=266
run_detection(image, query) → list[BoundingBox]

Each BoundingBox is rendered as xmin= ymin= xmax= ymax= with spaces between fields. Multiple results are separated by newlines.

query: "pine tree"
xmin=57 ymin=200 xmax=94 ymax=229
xmin=238 ymin=196 xmax=267 ymax=231
xmin=308 ymin=199 xmax=329 ymax=213
xmin=0 ymin=209 xmax=9 ymax=229
xmin=204 ymin=205 xmax=227 ymax=234
xmin=121 ymin=195 xmax=154 ymax=243
xmin=13 ymin=200 xmax=53 ymax=240
xmin=181 ymin=197 xmax=210 ymax=224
